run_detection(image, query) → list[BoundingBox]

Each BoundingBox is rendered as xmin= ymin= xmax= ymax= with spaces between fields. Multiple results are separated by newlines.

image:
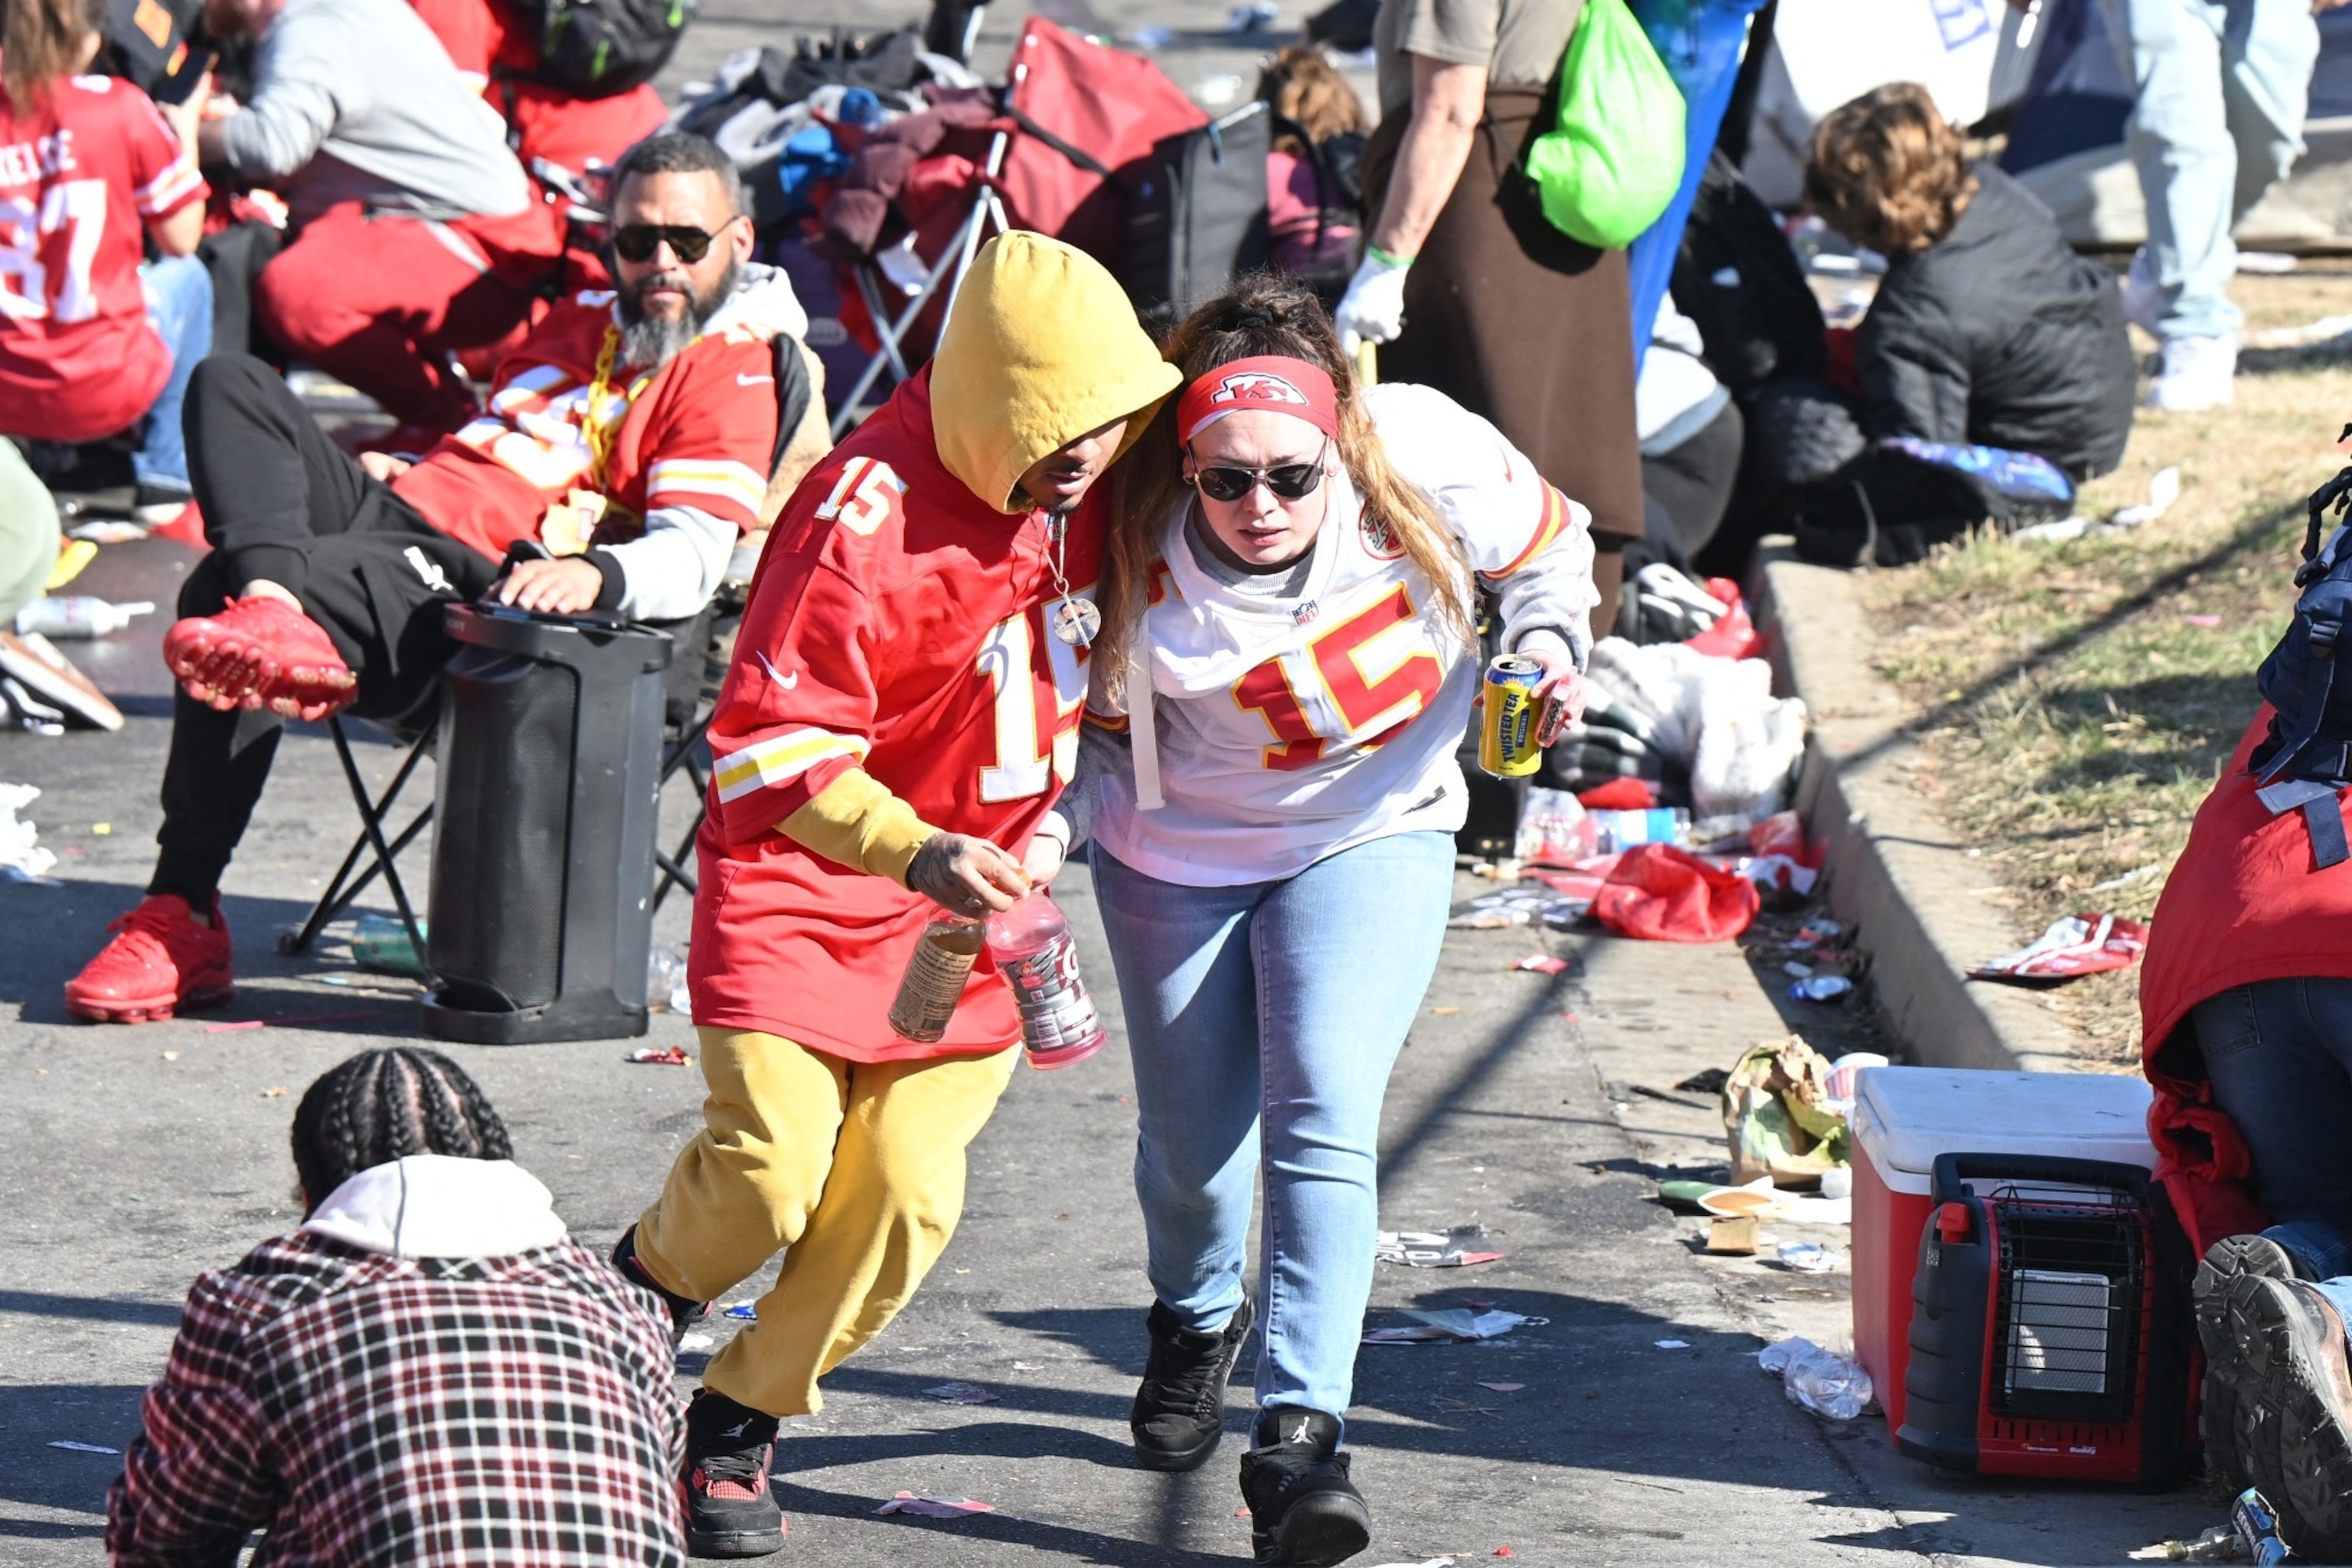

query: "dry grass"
xmin=1859 ymin=267 xmax=2352 ymax=1066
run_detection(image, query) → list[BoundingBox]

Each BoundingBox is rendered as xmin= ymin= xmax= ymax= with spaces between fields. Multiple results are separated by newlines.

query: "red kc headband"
xmin=1174 ymin=356 xmax=1340 ymax=447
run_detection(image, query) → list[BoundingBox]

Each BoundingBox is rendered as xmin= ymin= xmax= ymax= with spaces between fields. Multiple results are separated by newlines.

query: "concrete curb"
xmin=1748 ymin=541 xmax=2086 ymax=1074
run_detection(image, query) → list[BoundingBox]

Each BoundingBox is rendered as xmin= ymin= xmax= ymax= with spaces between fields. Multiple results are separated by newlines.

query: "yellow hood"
xmin=930 ymin=233 xmax=1181 ymax=514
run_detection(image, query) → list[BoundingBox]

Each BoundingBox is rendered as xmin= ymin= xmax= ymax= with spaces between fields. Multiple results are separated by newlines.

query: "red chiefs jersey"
xmin=691 ymin=366 xmax=1099 ymax=1061
xmin=0 ymin=74 xmax=205 ymax=441
xmin=393 ymin=286 xmax=784 ymax=560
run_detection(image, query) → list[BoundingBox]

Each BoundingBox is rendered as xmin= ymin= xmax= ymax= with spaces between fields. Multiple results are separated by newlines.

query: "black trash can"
xmin=421 ymin=602 xmax=672 ymax=1044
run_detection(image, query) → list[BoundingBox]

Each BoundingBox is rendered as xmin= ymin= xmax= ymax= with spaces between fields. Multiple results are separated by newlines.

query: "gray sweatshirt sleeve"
xmin=220 ymin=13 xmax=365 ymax=179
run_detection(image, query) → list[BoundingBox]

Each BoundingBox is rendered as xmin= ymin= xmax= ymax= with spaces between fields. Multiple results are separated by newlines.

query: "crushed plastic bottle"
xmin=647 ymin=943 xmax=690 ymax=1015
xmin=1758 ymin=1335 xmax=1873 ymax=1420
xmin=350 ymin=913 xmax=426 ymax=976
xmin=14 ymin=596 xmax=155 ymax=639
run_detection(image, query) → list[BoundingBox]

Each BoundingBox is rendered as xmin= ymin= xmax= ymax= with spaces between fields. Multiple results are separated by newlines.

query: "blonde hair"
xmin=1097 ymin=274 xmax=1472 ymax=702
xmin=4 ymin=0 xmax=106 ymax=103
xmin=1256 ymin=44 xmax=1367 ymax=155
xmin=1803 ymin=82 xmax=1978 ymax=255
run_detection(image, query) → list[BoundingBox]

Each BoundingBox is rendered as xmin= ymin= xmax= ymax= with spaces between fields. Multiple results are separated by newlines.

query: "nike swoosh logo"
xmin=737 ymin=373 xmax=774 ymax=387
xmin=758 ymin=652 xmax=799 ymax=690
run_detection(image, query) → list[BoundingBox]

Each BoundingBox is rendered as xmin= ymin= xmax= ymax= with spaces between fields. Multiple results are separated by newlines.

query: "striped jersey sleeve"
xmin=126 ymin=89 xmax=206 ymax=220
xmin=629 ymin=337 xmax=781 ymax=536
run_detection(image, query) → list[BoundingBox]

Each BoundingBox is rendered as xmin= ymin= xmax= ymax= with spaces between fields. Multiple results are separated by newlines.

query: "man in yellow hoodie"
xmin=609 ymin=233 xmax=1179 ymax=1558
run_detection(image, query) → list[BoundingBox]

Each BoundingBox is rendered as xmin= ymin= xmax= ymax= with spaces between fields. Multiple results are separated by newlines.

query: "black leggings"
xmin=151 ymin=356 xmax=497 ymax=906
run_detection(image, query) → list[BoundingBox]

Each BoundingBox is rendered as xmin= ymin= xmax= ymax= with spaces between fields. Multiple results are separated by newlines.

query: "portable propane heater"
xmin=1897 ymin=1153 xmax=2193 ymax=1488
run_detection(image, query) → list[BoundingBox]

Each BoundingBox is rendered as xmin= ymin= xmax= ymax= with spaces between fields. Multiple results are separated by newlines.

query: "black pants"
xmin=151 ymin=356 xmax=498 ymax=906
xmin=1642 ymin=398 xmax=1746 ymax=562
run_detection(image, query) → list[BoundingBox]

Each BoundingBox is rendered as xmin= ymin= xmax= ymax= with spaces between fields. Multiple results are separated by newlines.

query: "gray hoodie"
xmin=219 ymin=0 xmax=533 ymax=225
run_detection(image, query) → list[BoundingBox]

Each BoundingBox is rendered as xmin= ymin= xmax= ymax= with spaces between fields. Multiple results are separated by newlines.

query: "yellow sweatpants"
xmin=632 ymin=1026 xmax=1018 ymax=1418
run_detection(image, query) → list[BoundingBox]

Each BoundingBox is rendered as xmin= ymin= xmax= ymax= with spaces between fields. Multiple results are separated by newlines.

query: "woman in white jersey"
xmin=1073 ymin=279 xmax=1594 ymax=1566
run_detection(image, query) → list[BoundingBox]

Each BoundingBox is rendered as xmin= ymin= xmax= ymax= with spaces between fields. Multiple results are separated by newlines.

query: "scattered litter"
xmin=1821 ymin=1052 xmax=1887 ymax=1109
xmin=1674 ymin=1067 xmax=1730 ymax=1094
xmin=1707 ymin=1216 xmax=1759 ymax=1255
xmin=1377 ymin=1226 xmax=1504 ymax=1268
xmin=647 ymin=942 xmax=691 ymax=1016
xmin=724 ymin=1302 xmax=756 ymax=1320
xmin=1788 ymin=975 xmax=1852 ymax=1001
xmin=922 ymin=1381 xmax=1000 ymax=1405
xmin=1723 ymin=1037 xmax=1850 ymax=1184
xmin=2089 ymin=863 xmax=2165 ymax=893
xmin=47 ymin=1440 xmax=119 ymax=1454
xmin=1012 ymin=1361 xmax=1043 ymax=1371
xmin=1654 ymin=1339 xmax=1690 ymax=1350
xmin=15 ymin=594 xmax=152 ymax=638
xmin=1758 ymin=1335 xmax=1873 ymax=1419
xmin=1792 ymin=917 xmax=1841 ymax=946
xmin=1226 ymin=0 xmax=1278 ymax=28
xmin=1494 ymin=1550 xmax=1517 ymax=1559
xmin=207 ymin=1021 xmax=266 ymax=1033
xmin=1363 ymin=1308 xmax=1544 ymax=1344
xmin=0 ymin=782 xmax=60 ymax=883
xmin=260 ymin=1086 xmax=286 ymax=1097
xmin=349 ymin=913 xmax=426 ymax=977
xmin=1510 ymin=953 xmax=1569 ymax=975
xmin=1778 ymin=1242 xmax=1836 ymax=1274
xmin=875 ymin=1492 xmax=995 ymax=1517
xmin=2013 ymin=465 xmax=2181 ymax=542
xmin=1971 ymin=912 xmax=2148 ymax=982
xmin=90 ymin=822 xmax=109 ymax=835
xmin=2246 ymin=311 xmax=2352 ymax=352
xmin=1431 ymin=1005 xmax=1460 ymax=1015
xmin=1782 ymin=961 xmax=1814 ymax=978
xmin=2182 ymin=614 xmax=2223 ymax=628
xmin=1449 ymin=885 xmax=1586 ymax=930
xmin=66 ymin=518 xmax=149 ymax=544
xmin=678 ymin=1332 xmax=715 ymax=1351
xmin=1478 ymin=1381 xmax=1525 ymax=1393
xmin=629 ymin=1046 xmax=692 ymax=1066
xmin=1699 ymin=1180 xmax=1779 ymax=1218
xmin=2135 ymin=1486 xmax=2288 ymax=1562
xmin=162 ymin=1051 xmax=179 ymax=1061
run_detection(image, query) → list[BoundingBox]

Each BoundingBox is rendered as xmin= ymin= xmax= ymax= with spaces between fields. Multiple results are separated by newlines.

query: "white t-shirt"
xmin=1087 ymin=381 xmax=1596 ymax=886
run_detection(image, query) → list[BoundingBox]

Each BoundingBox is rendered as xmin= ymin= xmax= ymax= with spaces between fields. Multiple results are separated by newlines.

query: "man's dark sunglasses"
xmin=611 ymin=222 xmax=731 ymax=263
xmin=1189 ymin=439 xmax=1329 ymax=504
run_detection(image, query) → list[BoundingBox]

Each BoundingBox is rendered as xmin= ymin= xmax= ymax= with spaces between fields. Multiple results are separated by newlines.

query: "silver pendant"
xmin=1050 ymin=596 xmax=1102 ymax=646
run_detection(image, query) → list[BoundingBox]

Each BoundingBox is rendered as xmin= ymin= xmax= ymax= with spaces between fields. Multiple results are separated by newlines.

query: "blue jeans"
xmin=2099 ymin=0 xmax=2319 ymax=340
xmin=2191 ymin=978 xmax=2352 ymax=1280
xmin=1090 ymin=831 xmax=1455 ymax=1428
xmin=136 ymin=255 xmax=213 ymax=492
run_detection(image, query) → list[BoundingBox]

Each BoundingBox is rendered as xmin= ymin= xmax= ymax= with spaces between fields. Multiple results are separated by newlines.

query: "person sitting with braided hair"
xmin=106 ymin=1047 xmax=688 ymax=1566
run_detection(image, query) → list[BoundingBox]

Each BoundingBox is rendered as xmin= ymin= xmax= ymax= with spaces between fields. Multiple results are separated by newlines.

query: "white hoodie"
xmin=300 ymin=1155 xmax=569 ymax=1259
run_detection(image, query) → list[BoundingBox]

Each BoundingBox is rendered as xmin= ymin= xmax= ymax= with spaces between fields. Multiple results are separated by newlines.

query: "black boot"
xmin=612 ymin=1224 xmax=710 ymax=1349
xmin=682 ymin=1389 xmax=785 ymax=1558
xmin=1238 ymin=1407 xmax=1370 ymax=1566
xmin=2194 ymin=1233 xmax=2304 ymax=1490
xmin=1132 ymin=1294 xmax=1255 ymax=1471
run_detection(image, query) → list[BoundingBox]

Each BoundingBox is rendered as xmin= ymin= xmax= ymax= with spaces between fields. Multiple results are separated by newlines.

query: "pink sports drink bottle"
xmin=984 ymin=892 xmax=1106 ymax=1070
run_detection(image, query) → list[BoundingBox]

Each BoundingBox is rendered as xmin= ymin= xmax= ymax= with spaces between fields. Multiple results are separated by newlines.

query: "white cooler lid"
xmin=1852 ymin=1066 xmax=2155 ymax=1184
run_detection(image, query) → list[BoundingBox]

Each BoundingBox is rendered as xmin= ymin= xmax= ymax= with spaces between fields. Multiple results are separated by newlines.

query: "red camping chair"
xmin=827 ymin=16 xmax=1205 ymax=435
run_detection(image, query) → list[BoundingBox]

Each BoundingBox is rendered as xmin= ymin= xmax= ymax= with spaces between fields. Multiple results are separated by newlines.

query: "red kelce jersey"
xmin=0 ymin=74 xmax=205 ymax=441
xmin=691 ymin=367 xmax=1099 ymax=1062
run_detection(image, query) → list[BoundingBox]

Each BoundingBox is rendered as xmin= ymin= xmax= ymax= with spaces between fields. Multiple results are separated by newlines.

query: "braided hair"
xmin=291 ymin=1048 xmax=514 ymax=1213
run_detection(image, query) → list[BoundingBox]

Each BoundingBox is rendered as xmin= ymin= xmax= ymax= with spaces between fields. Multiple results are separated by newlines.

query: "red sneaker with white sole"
xmin=64 ymin=893 xmax=234 ymax=1023
xmin=163 ymin=595 xmax=356 ymax=721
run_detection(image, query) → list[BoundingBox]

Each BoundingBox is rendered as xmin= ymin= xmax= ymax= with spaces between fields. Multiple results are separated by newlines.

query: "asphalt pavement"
xmin=2 ymin=537 xmax=2225 ymax=1564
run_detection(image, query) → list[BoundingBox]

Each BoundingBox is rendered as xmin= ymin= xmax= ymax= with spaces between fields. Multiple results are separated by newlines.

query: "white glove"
xmin=1334 ymin=251 xmax=1411 ymax=355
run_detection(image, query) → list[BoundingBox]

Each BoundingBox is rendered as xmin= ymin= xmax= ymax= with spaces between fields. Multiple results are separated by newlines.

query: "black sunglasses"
xmin=610 ymin=221 xmax=733 ymax=264
xmin=1188 ymin=439 xmax=1329 ymax=504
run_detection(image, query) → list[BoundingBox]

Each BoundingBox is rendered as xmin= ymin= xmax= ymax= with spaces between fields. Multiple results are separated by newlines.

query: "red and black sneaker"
xmin=163 ymin=594 xmax=356 ymax=721
xmin=64 ymin=893 xmax=234 ymax=1023
xmin=683 ymin=1390 xmax=785 ymax=1559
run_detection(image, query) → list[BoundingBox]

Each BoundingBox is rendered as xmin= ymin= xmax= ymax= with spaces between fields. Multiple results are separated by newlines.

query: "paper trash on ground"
xmin=875 ymin=1493 xmax=995 ymax=1517
xmin=1363 ymin=1308 xmax=1546 ymax=1344
xmin=1377 ymin=1226 xmax=1504 ymax=1268
xmin=1 ymin=783 xmax=59 ymax=883
xmin=2014 ymin=466 xmax=2181 ymax=542
xmin=921 ymin=1381 xmax=1000 ymax=1404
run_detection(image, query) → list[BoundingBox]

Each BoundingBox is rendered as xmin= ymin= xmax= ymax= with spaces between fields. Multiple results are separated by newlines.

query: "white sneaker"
xmin=2146 ymin=333 xmax=2238 ymax=413
xmin=2119 ymin=248 xmax=2161 ymax=337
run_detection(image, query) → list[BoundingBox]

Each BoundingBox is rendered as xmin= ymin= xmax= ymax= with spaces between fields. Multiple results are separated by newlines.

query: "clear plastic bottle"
xmin=888 ymin=913 xmax=984 ymax=1043
xmin=14 ymin=597 xmax=155 ymax=639
xmin=646 ymin=943 xmax=689 ymax=1014
xmin=984 ymin=893 xmax=1106 ymax=1070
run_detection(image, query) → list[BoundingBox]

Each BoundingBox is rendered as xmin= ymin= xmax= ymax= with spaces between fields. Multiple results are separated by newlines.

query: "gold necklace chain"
xmin=583 ymin=323 xmax=624 ymax=488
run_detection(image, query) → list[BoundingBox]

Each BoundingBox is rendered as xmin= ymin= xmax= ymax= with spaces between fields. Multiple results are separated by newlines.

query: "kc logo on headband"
xmin=1209 ymin=371 xmax=1309 ymax=407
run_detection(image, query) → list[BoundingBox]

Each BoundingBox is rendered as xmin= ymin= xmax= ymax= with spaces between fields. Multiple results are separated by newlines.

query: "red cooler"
xmin=1851 ymin=1067 xmax=2156 ymax=1433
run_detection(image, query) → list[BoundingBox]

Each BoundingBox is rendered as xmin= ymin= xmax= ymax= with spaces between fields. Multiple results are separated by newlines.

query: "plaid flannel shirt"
xmin=106 ymin=1233 xmax=685 ymax=1566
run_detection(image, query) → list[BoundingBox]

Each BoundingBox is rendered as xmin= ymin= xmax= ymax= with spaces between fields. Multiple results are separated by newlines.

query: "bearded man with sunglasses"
xmin=64 ymin=132 xmax=818 ymax=1024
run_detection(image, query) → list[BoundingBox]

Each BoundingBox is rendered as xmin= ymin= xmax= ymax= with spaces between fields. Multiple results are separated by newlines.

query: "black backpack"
xmin=2251 ymin=430 xmax=2352 ymax=867
xmin=514 ymin=0 xmax=695 ymax=99
xmin=1119 ymin=101 xmax=1273 ymax=325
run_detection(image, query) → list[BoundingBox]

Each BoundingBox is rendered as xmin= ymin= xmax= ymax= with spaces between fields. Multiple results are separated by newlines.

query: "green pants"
xmin=0 ymin=442 xmax=60 ymax=628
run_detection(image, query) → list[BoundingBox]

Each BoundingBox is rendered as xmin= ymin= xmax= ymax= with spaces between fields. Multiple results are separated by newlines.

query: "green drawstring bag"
xmin=1521 ymin=0 xmax=1687 ymax=250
